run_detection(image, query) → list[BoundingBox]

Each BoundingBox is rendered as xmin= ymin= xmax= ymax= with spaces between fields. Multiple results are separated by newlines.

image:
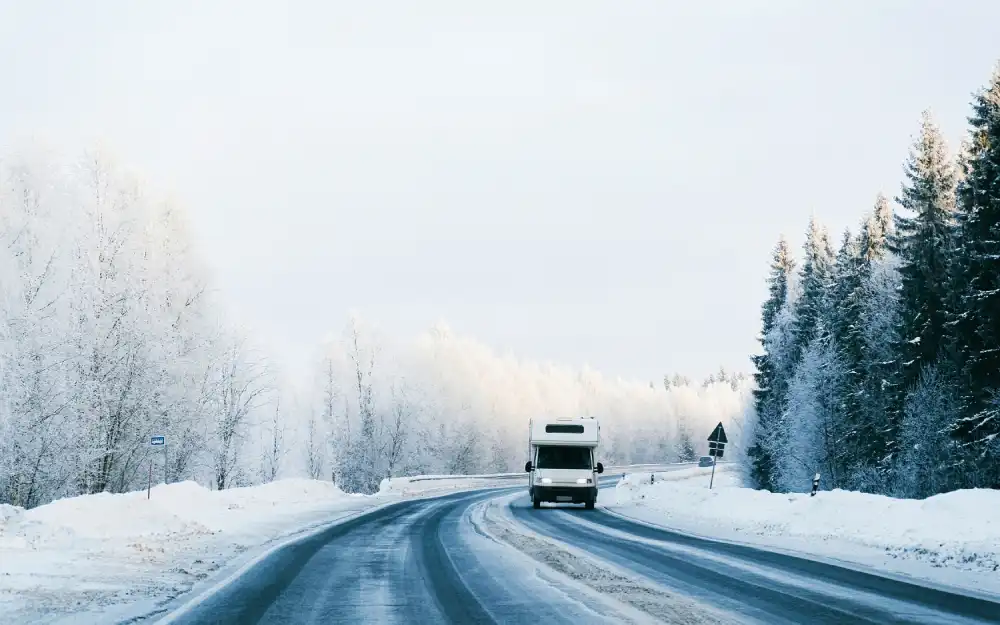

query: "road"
xmin=157 ymin=478 xmax=1000 ymax=625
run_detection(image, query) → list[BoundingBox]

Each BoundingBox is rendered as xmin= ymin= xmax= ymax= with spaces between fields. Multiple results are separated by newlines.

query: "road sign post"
xmin=709 ymin=454 xmax=717 ymax=489
xmin=707 ymin=422 xmax=728 ymax=490
xmin=149 ymin=436 xmax=166 ymax=498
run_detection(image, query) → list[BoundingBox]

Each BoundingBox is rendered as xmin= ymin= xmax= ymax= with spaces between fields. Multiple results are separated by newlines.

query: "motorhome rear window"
xmin=545 ymin=424 xmax=585 ymax=434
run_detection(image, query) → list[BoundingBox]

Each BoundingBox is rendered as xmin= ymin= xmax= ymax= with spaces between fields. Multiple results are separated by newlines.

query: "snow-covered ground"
xmin=0 ymin=475 xmax=520 ymax=624
xmin=608 ymin=464 xmax=1000 ymax=599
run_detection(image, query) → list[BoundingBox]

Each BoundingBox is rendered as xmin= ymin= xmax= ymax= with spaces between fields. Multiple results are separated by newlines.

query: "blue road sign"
xmin=150 ymin=436 xmax=165 ymax=446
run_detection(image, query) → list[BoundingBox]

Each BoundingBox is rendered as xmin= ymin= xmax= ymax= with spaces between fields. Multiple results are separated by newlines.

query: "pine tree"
xmin=748 ymin=236 xmax=796 ymax=490
xmin=951 ymin=65 xmax=1000 ymax=486
xmin=888 ymin=111 xmax=957 ymax=449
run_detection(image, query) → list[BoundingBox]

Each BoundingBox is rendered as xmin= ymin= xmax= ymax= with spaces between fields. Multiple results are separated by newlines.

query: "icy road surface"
xmin=156 ymin=481 xmax=1000 ymax=625
xmin=157 ymin=488 xmax=642 ymax=625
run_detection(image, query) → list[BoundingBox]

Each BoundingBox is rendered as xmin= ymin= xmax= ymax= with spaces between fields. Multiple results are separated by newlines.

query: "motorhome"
xmin=524 ymin=417 xmax=604 ymax=509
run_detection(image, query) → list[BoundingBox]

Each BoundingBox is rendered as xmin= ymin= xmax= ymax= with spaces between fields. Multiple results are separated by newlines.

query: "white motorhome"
xmin=524 ymin=417 xmax=604 ymax=509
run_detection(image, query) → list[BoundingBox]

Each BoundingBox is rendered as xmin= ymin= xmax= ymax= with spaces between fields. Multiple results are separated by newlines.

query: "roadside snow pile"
xmin=0 ymin=479 xmax=375 ymax=624
xmin=0 ymin=479 xmax=376 ymax=623
xmin=611 ymin=466 xmax=1000 ymax=582
xmin=5 ymin=479 xmax=368 ymax=549
xmin=614 ymin=464 xmax=730 ymax=487
xmin=0 ymin=474 xmax=516 ymax=624
xmin=379 ymin=472 xmax=523 ymax=496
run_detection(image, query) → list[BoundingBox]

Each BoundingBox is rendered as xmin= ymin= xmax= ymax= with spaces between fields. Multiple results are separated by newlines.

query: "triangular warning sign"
xmin=708 ymin=422 xmax=728 ymax=444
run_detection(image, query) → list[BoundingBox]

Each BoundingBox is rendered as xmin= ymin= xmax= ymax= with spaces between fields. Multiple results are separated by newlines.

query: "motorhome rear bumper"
xmin=531 ymin=485 xmax=597 ymax=503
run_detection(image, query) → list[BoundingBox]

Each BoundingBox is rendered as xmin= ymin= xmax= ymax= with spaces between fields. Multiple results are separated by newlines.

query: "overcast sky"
xmin=2 ymin=1 xmax=999 ymax=383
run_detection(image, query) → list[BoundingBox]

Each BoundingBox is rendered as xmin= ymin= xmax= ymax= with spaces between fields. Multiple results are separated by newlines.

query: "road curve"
xmin=156 ymin=481 xmax=1000 ymax=625
xmin=157 ymin=488 xmax=635 ymax=625
xmin=509 ymin=488 xmax=1000 ymax=625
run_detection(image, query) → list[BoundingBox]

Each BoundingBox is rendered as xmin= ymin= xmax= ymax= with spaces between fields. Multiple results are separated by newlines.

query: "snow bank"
xmin=610 ymin=466 xmax=1000 ymax=597
xmin=377 ymin=472 xmax=525 ymax=496
xmin=0 ymin=475 xmax=511 ymax=624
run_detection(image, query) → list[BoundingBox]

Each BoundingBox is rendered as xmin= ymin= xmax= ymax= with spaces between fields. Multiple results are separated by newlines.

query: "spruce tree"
xmin=756 ymin=219 xmax=836 ymax=491
xmin=850 ymin=195 xmax=900 ymax=487
xmin=830 ymin=229 xmax=860 ymax=345
xmin=896 ymin=364 xmax=960 ymax=497
xmin=825 ymin=229 xmax=867 ymax=481
xmin=860 ymin=193 xmax=893 ymax=263
xmin=777 ymin=329 xmax=849 ymax=492
xmin=792 ymin=217 xmax=836 ymax=364
xmin=748 ymin=236 xmax=796 ymax=490
xmin=952 ymin=65 xmax=1000 ymax=486
xmin=888 ymin=111 xmax=957 ymax=446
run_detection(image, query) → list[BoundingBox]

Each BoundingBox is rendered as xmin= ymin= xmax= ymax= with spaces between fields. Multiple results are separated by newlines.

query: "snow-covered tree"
xmin=674 ymin=417 xmax=698 ymax=462
xmin=0 ymin=148 xmax=247 ymax=507
xmin=950 ymin=65 xmax=1000 ymax=486
xmin=791 ymin=218 xmax=836 ymax=364
xmin=260 ymin=399 xmax=285 ymax=483
xmin=775 ymin=332 xmax=848 ymax=492
xmin=211 ymin=334 xmax=272 ymax=490
xmin=888 ymin=112 xmax=957 ymax=437
xmin=748 ymin=236 xmax=796 ymax=490
xmin=895 ymin=364 xmax=961 ymax=498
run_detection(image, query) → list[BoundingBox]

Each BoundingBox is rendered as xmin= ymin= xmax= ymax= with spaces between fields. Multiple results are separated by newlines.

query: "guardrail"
xmin=401 ymin=463 xmax=701 ymax=483
xmin=404 ymin=473 xmax=524 ymax=483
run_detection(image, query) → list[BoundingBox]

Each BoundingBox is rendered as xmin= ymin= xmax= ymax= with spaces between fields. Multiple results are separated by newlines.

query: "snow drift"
xmin=611 ymin=466 xmax=1000 ymax=596
xmin=0 ymin=475 xmax=515 ymax=624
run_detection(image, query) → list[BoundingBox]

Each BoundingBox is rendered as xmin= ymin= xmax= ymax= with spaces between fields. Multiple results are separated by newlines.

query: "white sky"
xmin=2 ymin=1 xmax=999 ymax=383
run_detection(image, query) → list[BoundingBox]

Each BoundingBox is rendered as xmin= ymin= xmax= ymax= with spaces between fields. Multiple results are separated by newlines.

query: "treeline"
xmin=748 ymin=65 xmax=1000 ymax=497
xmin=300 ymin=318 xmax=752 ymax=494
xmin=664 ymin=367 xmax=749 ymax=391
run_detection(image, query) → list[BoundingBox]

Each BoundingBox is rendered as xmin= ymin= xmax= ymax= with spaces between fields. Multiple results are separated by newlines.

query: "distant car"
xmin=698 ymin=456 xmax=714 ymax=467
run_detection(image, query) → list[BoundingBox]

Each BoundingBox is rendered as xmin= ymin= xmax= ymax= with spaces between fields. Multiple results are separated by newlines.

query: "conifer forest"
xmin=748 ymin=65 xmax=1000 ymax=497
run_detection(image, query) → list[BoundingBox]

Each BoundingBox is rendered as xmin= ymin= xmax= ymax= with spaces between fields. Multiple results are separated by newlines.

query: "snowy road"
xmin=157 ymin=487 xmax=639 ymax=625
xmin=156 ymin=481 xmax=1000 ymax=625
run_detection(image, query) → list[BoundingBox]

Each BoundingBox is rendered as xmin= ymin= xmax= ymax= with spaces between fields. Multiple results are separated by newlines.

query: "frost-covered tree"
xmin=849 ymin=242 xmax=901 ymax=489
xmin=895 ymin=364 xmax=961 ymax=498
xmin=305 ymin=410 xmax=325 ymax=480
xmin=744 ymin=63 xmax=1000 ymax=497
xmin=260 ymin=399 xmax=285 ymax=483
xmin=791 ymin=218 xmax=836 ymax=364
xmin=211 ymin=334 xmax=272 ymax=490
xmin=0 ymin=149 xmax=246 ymax=507
xmin=750 ymin=219 xmax=834 ymax=492
xmin=832 ymin=197 xmax=900 ymax=489
xmin=748 ymin=236 xmax=796 ymax=490
xmin=0 ymin=154 xmax=79 ymax=507
xmin=306 ymin=317 xmax=751 ymax=491
xmin=776 ymin=331 xmax=848 ymax=492
xmin=333 ymin=315 xmax=382 ymax=493
xmin=674 ymin=417 xmax=698 ymax=462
